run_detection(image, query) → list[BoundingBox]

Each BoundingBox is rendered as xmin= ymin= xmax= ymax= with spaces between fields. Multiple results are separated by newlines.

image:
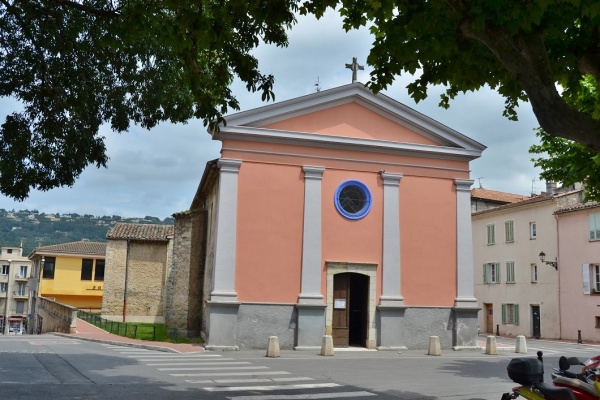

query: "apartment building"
xmin=473 ymin=186 xmax=582 ymax=339
xmin=0 ymin=246 xmax=33 ymax=334
xmin=29 ymin=241 xmax=106 ymax=310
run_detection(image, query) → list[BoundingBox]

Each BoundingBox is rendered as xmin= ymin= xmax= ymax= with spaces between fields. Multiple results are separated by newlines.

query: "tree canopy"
xmin=302 ymin=0 xmax=600 ymax=149
xmin=530 ymin=128 xmax=600 ymax=200
xmin=0 ymin=0 xmax=296 ymax=200
xmin=3 ymin=0 xmax=600 ymax=200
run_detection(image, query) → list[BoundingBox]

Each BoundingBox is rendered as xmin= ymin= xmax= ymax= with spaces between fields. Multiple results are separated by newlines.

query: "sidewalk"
xmin=54 ymin=318 xmax=205 ymax=353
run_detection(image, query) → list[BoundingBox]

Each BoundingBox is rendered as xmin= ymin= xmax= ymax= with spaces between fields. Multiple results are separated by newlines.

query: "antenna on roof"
xmin=531 ymin=178 xmax=539 ymax=196
xmin=477 ymin=177 xmax=484 ymax=189
xmin=315 ymin=77 xmax=321 ymax=92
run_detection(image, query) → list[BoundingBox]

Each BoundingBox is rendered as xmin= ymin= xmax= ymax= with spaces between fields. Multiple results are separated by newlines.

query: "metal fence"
xmin=77 ymin=310 xmax=181 ymax=342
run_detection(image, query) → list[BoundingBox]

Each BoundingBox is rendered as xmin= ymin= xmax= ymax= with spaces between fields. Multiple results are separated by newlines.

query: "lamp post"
xmin=3 ymin=259 xmax=11 ymax=335
xmin=539 ymin=251 xmax=558 ymax=270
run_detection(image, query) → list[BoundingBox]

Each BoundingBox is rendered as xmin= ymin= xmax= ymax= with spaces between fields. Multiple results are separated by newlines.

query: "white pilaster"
xmin=210 ymin=159 xmax=242 ymax=302
xmin=379 ymin=172 xmax=404 ymax=306
xmin=298 ymin=166 xmax=325 ymax=304
xmin=454 ymin=179 xmax=478 ymax=308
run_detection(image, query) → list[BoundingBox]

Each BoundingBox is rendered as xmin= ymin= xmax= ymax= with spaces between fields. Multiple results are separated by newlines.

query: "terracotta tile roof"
xmin=473 ymin=194 xmax=552 ymax=216
xmin=473 ymin=189 xmax=583 ymax=216
xmin=471 ymin=188 xmax=528 ymax=203
xmin=107 ymin=222 xmax=174 ymax=241
xmin=555 ymin=201 xmax=600 ymax=214
xmin=34 ymin=241 xmax=106 ymax=256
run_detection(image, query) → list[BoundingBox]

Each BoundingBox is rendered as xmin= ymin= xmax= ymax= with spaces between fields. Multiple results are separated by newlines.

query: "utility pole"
xmin=3 ymin=259 xmax=11 ymax=335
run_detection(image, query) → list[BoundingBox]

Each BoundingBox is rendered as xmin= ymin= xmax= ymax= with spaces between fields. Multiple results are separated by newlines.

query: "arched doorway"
xmin=332 ymin=272 xmax=369 ymax=347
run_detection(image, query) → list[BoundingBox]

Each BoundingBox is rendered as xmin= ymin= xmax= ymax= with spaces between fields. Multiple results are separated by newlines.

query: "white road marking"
xmin=159 ymin=366 xmax=268 ymax=371
xmin=186 ymin=377 xmax=314 ymax=384
xmin=226 ymin=392 xmax=377 ymax=400
xmin=145 ymin=358 xmax=238 ymax=367
xmin=171 ymin=371 xmax=290 ymax=377
xmin=147 ymin=361 xmax=249 ymax=366
xmin=205 ymin=383 xmax=341 ymax=392
xmin=131 ymin=355 xmax=223 ymax=359
xmin=28 ymin=340 xmax=80 ymax=345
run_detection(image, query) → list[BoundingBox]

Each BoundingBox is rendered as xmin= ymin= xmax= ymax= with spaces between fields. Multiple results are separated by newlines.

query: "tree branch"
xmin=458 ymin=18 xmax=600 ymax=151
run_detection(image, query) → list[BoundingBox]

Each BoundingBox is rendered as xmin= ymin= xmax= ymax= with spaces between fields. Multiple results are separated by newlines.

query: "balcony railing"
xmin=13 ymin=291 xmax=27 ymax=298
xmin=14 ymin=274 xmax=28 ymax=280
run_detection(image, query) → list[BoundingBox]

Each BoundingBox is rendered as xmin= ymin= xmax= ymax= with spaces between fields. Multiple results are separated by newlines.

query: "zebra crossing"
xmin=103 ymin=344 xmax=377 ymax=399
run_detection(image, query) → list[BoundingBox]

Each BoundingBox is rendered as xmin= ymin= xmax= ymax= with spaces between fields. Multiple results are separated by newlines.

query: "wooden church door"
xmin=332 ymin=273 xmax=369 ymax=347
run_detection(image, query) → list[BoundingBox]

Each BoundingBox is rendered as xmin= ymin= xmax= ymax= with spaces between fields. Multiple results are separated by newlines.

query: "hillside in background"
xmin=0 ymin=209 xmax=174 ymax=255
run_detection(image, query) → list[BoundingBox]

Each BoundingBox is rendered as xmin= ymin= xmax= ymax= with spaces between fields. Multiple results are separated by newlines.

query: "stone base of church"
xmin=205 ymin=301 xmax=240 ymax=351
xmin=452 ymin=306 xmax=481 ymax=349
xmin=377 ymin=305 xmax=408 ymax=350
xmin=294 ymin=303 xmax=326 ymax=350
xmin=236 ymin=303 xmax=298 ymax=350
xmin=203 ymin=303 xmax=479 ymax=351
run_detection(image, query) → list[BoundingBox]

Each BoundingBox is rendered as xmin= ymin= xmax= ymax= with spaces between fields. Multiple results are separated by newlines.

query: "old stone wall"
xmin=102 ymin=240 xmax=127 ymax=319
xmin=125 ymin=241 xmax=167 ymax=322
xmin=555 ymin=191 xmax=584 ymax=208
xmin=167 ymin=210 xmax=206 ymax=337
xmin=202 ymin=181 xmax=219 ymax=338
xmin=102 ymin=240 xmax=168 ymax=323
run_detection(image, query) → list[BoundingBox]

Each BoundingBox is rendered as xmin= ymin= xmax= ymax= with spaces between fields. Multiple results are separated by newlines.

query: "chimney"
xmin=546 ymin=181 xmax=557 ymax=196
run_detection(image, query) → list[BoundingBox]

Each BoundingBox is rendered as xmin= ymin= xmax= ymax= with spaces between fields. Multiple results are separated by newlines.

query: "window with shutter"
xmin=487 ymin=224 xmax=496 ymax=245
xmin=502 ymin=304 xmax=519 ymax=324
xmin=506 ymin=261 xmax=515 ymax=283
xmin=589 ymin=213 xmax=600 ymax=241
xmin=484 ymin=263 xmax=500 ymax=284
xmin=505 ymin=220 xmax=514 ymax=243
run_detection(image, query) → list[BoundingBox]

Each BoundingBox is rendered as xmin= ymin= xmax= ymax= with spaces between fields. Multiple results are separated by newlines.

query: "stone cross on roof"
xmin=345 ymin=57 xmax=364 ymax=83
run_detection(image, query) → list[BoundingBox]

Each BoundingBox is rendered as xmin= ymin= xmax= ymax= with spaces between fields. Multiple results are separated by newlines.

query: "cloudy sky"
xmin=0 ymin=9 xmax=544 ymax=220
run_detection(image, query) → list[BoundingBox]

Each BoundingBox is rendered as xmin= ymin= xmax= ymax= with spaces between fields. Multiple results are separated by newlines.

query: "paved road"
xmin=1 ymin=334 xmax=599 ymax=400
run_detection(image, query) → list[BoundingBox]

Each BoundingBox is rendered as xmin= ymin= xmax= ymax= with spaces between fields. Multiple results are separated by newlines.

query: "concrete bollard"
xmin=428 ymin=336 xmax=441 ymax=356
xmin=515 ymin=335 xmax=527 ymax=354
xmin=266 ymin=336 xmax=280 ymax=358
xmin=485 ymin=335 xmax=497 ymax=355
xmin=320 ymin=335 xmax=334 ymax=356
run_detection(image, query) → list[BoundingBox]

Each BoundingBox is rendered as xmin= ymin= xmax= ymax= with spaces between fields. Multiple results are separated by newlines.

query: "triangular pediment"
xmin=214 ymin=83 xmax=485 ymax=160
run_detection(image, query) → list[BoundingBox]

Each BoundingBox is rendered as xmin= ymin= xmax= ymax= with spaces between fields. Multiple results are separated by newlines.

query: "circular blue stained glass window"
xmin=334 ymin=180 xmax=372 ymax=220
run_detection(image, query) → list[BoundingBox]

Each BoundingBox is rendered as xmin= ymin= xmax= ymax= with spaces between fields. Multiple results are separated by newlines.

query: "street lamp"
xmin=539 ymin=251 xmax=558 ymax=270
xmin=3 ymin=259 xmax=11 ymax=335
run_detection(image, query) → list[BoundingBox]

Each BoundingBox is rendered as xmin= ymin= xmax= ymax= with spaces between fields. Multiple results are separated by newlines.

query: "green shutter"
xmin=514 ymin=304 xmax=520 ymax=325
xmin=496 ymin=263 xmax=501 ymax=284
xmin=506 ymin=262 xmax=515 ymax=283
xmin=483 ymin=264 xmax=488 ymax=284
xmin=502 ymin=304 xmax=507 ymax=324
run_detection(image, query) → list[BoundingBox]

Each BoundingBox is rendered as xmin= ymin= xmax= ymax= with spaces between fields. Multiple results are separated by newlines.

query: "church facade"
xmin=171 ymin=83 xmax=485 ymax=350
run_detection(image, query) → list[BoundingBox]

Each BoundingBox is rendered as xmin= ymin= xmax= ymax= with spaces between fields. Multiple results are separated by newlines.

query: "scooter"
xmin=501 ymin=351 xmax=577 ymax=400
xmin=551 ymin=356 xmax=600 ymax=400
xmin=582 ymin=355 xmax=600 ymax=376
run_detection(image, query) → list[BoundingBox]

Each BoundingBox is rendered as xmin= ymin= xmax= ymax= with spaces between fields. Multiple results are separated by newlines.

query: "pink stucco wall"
xmin=400 ymin=176 xmax=457 ymax=306
xmin=557 ymin=209 xmax=600 ymax=341
xmin=263 ymin=103 xmax=440 ymax=145
xmin=235 ymin=163 xmax=304 ymax=303
xmin=223 ymin=101 xmax=469 ymax=307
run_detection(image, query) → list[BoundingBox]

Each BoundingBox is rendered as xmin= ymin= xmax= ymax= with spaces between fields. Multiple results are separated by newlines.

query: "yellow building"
xmin=29 ymin=241 xmax=106 ymax=309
